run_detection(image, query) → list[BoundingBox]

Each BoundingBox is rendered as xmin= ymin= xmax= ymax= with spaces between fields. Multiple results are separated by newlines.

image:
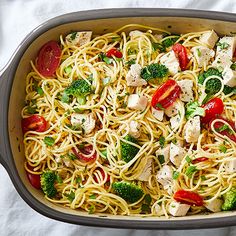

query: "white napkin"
xmin=1 ymin=1 xmax=236 ymax=235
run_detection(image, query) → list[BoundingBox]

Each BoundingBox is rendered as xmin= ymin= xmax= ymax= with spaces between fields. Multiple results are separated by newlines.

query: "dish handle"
xmin=0 ymin=66 xmax=11 ymax=169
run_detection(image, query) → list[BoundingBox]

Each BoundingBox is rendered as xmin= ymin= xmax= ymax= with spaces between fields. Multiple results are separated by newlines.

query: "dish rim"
xmin=0 ymin=8 xmax=236 ymax=229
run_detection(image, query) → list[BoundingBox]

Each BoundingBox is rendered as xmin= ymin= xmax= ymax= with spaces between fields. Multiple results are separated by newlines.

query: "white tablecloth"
xmin=0 ymin=1 xmax=236 ymax=235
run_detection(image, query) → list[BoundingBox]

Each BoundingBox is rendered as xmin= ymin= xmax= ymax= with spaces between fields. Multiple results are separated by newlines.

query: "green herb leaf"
xmin=64 ymin=66 xmax=72 ymax=74
xmin=219 ymin=145 xmax=227 ymax=153
xmin=88 ymin=205 xmax=95 ymax=214
xmin=27 ymin=105 xmax=37 ymax=114
xmin=70 ymin=32 xmax=77 ymax=40
xmin=159 ymin=136 xmax=165 ymax=148
xmin=65 ymin=191 xmax=75 ymax=202
xmin=43 ymin=136 xmax=55 ymax=146
xmin=158 ymin=155 xmax=165 ymax=164
xmin=152 ymin=42 xmax=166 ymax=53
xmin=218 ymin=124 xmax=229 ymax=132
xmin=201 ymin=175 xmax=207 ymax=181
xmin=89 ymin=194 xmax=97 ymax=199
xmin=173 ymin=171 xmax=180 ymax=180
xmin=76 ymin=177 xmax=82 ymax=183
xmin=185 ymin=156 xmax=192 ymax=163
xmin=98 ymin=53 xmax=113 ymax=64
xmin=216 ymin=42 xmax=230 ymax=50
xmin=156 ymin=103 xmax=164 ymax=110
xmin=144 ymin=194 xmax=152 ymax=205
xmin=125 ymin=59 xmax=136 ymax=66
xmin=185 ymin=166 xmax=198 ymax=178
xmin=101 ymin=149 xmax=107 ymax=159
xmin=231 ymin=63 xmax=236 ymax=71
xmin=68 ymin=153 xmax=77 ymax=160
xmin=111 ymin=36 xmax=121 ymax=42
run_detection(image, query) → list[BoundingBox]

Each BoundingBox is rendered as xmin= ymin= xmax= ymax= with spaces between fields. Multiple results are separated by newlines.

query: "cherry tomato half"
xmin=151 ymin=79 xmax=181 ymax=110
xmin=191 ymin=157 xmax=209 ymax=164
xmin=37 ymin=41 xmax=61 ymax=77
xmin=21 ymin=115 xmax=47 ymax=134
xmin=210 ymin=118 xmax=236 ymax=143
xmin=72 ymin=145 xmax=97 ymax=162
xmin=173 ymin=189 xmax=203 ymax=206
xmin=201 ymin=98 xmax=224 ymax=124
xmin=94 ymin=168 xmax=110 ymax=184
xmin=106 ymin=48 xmax=123 ymax=58
xmin=172 ymin=43 xmax=189 ymax=70
xmin=26 ymin=165 xmax=41 ymax=189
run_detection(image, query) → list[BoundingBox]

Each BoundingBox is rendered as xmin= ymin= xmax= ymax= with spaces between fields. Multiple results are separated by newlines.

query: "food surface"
xmin=22 ymin=24 xmax=236 ymax=217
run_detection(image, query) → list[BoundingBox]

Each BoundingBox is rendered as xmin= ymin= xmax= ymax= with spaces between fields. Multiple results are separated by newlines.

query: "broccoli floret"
xmin=121 ymin=135 xmax=139 ymax=163
xmin=40 ymin=170 xmax=57 ymax=198
xmin=185 ymin=101 xmax=205 ymax=119
xmin=162 ymin=36 xmax=179 ymax=48
xmin=222 ymin=187 xmax=236 ymax=211
xmin=61 ymin=79 xmax=92 ymax=104
xmin=140 ymin=63 xmax=168 ymax=82
xmin=223 ymin=85 xmax=236 ymax=95
xmin=112 ymin=181 xmax=144 ymax=203
xmin=198 ymin=68 xmax=222 ymax=95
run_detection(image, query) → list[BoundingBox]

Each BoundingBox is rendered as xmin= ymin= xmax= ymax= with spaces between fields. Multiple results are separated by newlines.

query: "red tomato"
xmin=72 ymin=145 xmax=97 ymax=162
xmin=37 ymin=41 xmax=61 ymax=77
xmin=191 ymin=157 xmax=209 ymax=164
xmin=174 ymin=189 xmax=203 ymax=206
xmin=210 ymin=118 xmax=236 ymax=143
xmin=94 ymin=168 xmax=110 ymax=183
xmin=26 ymin=165 xmax=41 ymax=189
xmin=172 ymin=43 xmax=189 ymax=70
xmin=201 ymin=98 xmax=224 ymax=124
xmin=106 ymin=48 xmax=123 ymax=58
xmin=151 ymin=79 xmax=181 ymax=110
xmin=21 ymin=115 xmax=47 ymax=134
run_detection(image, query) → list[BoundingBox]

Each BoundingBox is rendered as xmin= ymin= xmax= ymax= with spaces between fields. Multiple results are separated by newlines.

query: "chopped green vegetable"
xmin=196 ymin=48 xmax=201 ymax=57
xmin=76 ymin=177 xmax=82 ymax=183
xmin=201 ymin=175 xmax=207 ymax=181
xmin=159 ymin=136 xmax=165 ymax=148
xmin=64 ymin=66 xmax=72 ymax=74
xmin=88 ymin=205 xmax=95 ymax=214
xmin=185 ymin=101 xmax=205 ymax=119
xmin=121 ymin=135 xmax=139 ymax=163
xmin=216 ymin=42 xmax=230 ymax=50
xmin=70 ymin=32 xmax=77 ymax=40
xmin=112 ymin=181 xmax=144 ymax=203
xmin=144 ymin=194 xmax=152 ymax=205
xmin=162 ymin=36 xmax=179 ymax=48
xmin=185 ymin=156 xmax=192 ymax=163
xmin=43 ymin=136 xmax=55 ymax=146
xmin=89 ymin=194 xmax=97 ymax=199
xmin=219 ymin=145 xmax=227 ymax=153
xmin=98 ymin=53 xmax=113 ymax=64
xmin=67 ymin=153 xmax=77 ymax=160
xmin=155 ymin=103 xmax=164 ymax=110
xmin=231 ymin=63 xmax=236 ymax=71
xmin=101 ymin=149 xmax=107 ymax=159
xmin=56 ymin=174 xmax=63 ymax=184
xmin=185 ymin=166 xmax=198 ymax=178
xmin=173 ymin=171 xmax=180 ymax=180
xmin=61 ymin=79 xmax=92 ymax=104
xmin=27 ymin=105 xmax=37 ymax=114
xmin=111 ymin=36 xmax=121 ymax=42
xmin=125 ymin=59 xmax=136 ymax=66
xmin=140 ymin=63 xmax=168 ymax=81
xmin=158 ymin=155 xmax=165 ymax=164
xmin=222 ymin=187 xmax=236 ymax=211
xmin=152 ymin=42 xmax=166 ymax=53
xmin=65 ymin=191 xmax=75 ymax=203
xmin=40 ymin=170 xmax=57 ymax=198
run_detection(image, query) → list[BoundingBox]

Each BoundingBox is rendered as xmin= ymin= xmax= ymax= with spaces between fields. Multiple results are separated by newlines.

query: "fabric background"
xmin=0 ymin=0 xmax=236 ymax=235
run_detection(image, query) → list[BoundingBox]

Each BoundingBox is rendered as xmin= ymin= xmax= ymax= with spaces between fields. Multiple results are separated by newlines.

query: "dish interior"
xmin=8 ymin=16 xmax=236 ymax=220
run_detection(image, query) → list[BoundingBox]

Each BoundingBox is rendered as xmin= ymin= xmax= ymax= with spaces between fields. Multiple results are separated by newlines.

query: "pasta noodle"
xmin=22 ymin=24 xmax=236 ymax=217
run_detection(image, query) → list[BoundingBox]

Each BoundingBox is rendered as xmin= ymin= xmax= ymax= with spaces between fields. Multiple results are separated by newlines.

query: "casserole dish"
xmin=0 ymin=8 xmax=236 ymax=229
